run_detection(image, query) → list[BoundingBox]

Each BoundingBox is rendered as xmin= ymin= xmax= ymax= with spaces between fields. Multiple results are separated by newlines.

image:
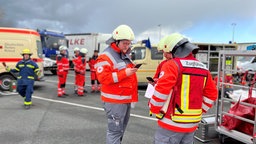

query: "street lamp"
xmin=231 ymin=23 xmax=236 ymax=43
xmin=158 ymin=24 xmax=161 ymax=41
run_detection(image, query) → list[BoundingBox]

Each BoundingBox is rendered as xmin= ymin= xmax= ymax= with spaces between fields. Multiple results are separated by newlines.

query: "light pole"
xmin=231 ymin=23 xmax=236 ymax=43
xmin=158 ymin=24 xmax=161 ymax=41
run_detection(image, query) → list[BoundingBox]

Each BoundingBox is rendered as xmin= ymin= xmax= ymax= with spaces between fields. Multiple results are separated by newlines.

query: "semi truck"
xmin=0 ymin=27 xmax=44 ymax=91
xmin=65 ymin=33 xmax=111 ymax=69
xmin=37 ymin=29 xmax=68 ymax=75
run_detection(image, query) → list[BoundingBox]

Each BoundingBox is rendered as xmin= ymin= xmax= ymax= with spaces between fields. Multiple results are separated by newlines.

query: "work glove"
xmin=6 ymin=66 xmax=10 ymax=72
xmin=36 ymin=70 xmax=41 ymax=76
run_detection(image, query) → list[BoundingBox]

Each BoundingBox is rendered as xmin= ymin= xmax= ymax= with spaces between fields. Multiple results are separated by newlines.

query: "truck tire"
xmin=0 ymin=74 xmax=15 ymax=91
xmin=50 ymin=70 xmax=57 ymax=75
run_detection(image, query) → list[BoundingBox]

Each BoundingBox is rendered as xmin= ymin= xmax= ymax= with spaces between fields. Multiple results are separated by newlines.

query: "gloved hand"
xmin=6 ymin=66 xmax=10 ymax=72
xmin=36 ymin=70 xmax=41 ymax=76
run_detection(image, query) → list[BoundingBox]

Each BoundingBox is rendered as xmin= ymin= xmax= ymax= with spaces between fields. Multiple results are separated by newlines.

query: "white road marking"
xmin=0 ymin=91 xmax=18 ymax=95
xmin=33 ymin=96 xmax=157 ymax=121
xmin=44 ymin=79 xmax=146 ymax=93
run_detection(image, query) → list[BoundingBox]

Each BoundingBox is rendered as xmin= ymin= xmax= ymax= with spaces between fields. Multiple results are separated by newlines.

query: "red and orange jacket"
xmin=149 ymin=54 xmax=217 ymax=133
xmin=95 ymin=43 xmax=138 ymax=104
xmin=214 ymin=75 xmax=233 ymax=88
xmin=73 ymin=55 xmax=86 ymax=75
xmin=153 ymin=59 xmax=168 ymax=81
xmin=56 ymin=54 xmax=69 ymax=75
xmin=88 ymin=56 xmax=98 ymax=72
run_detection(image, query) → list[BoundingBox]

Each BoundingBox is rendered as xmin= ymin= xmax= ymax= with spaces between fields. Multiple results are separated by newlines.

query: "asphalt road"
xmin=0 ymin=71 xmax=245 ymax=144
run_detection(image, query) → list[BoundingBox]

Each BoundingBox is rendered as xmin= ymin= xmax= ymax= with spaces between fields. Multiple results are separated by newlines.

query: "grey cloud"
xmin=0 ymin=0 xmax=255 ymax=40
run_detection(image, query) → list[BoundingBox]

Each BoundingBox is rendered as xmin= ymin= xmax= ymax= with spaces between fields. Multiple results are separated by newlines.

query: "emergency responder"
xmin=72 ymin=47 xmax=80 ymax=94
xmin=95 ymin=24 xmax=138 ymax=144
xmin=56 ymin=45 xmax=69 ymax=98
xmin=148 ymin=33 xmax=218 ymax=144
xmin=88 ymin=50 xmax=101 ymax=93
xmin=150 ymin=35 xmax=173 ymax=85
xmin=74 ymin=48 xmax=88 ymax=96
xmin=6 ymin=48 xmax=40 ymax=109
xmin=214 ymin=71 xmax=233 ymax=98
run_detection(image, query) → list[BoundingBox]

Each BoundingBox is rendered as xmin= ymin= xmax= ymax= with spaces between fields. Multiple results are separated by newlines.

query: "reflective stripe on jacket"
xmin=56 ymin=54 xmax=69 ymax=74
xmin=149 ymin=54 xmax=217 ymax=132
xmin=10 ymin=59 xmax=39 ymax=80
xmin=95 ymin=43 xmax=138 ymax=104
xmin=73 ymin=55 xmax=86 ymax=74
xmin=168 ymin=58 xmax=209 ymax=123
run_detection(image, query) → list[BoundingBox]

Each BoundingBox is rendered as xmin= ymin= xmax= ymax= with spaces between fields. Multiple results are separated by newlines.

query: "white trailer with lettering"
xmin=65 ymin=33 xmax=111 ymax=69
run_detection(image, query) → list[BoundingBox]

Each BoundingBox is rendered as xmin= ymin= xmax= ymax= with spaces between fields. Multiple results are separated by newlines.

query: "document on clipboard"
xmin=144 ymin=83 xmax=155 ymax=99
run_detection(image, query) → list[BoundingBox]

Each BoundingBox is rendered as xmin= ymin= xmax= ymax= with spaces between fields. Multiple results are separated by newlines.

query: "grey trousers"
xmin=154 ymin=126 xmax=195 ymax=144
xmin=103 ymin=102 xmax=131 ymax=144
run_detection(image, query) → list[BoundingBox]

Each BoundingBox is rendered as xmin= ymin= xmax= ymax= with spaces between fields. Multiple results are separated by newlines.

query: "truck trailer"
xmin=65 ymin=33 xmax=111 ymax=69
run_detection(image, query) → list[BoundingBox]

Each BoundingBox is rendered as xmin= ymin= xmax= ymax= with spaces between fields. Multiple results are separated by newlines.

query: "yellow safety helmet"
xmin=157 ymin=35 xmax=169 ymax=51
xmin=74 ymin=47 xmax=80 ymax=52
xmin=21 ymin=48 xmax=33 ymax=55
xmin=164 ymin=33 xmax=199 ymax=58
xmin=80 ymin=48 xmax=88 ymax=54
xmin=59 ymin=45 xmax=68 ymax=51
xmin=112 ymin=25 xmax=135 ymax=41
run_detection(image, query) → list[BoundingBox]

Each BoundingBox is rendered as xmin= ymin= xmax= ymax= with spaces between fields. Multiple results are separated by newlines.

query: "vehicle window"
xmin=151 ymin=47 xmax=163 ymax=60
xmin=37 ymin=40 xmax=43 ymax=58
xmin=131 ymin=47 xmax=146 ymax=60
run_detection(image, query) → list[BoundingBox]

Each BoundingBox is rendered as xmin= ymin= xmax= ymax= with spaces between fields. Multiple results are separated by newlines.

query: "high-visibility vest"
xmin=95 ymin=43 xmax=138 ymax=104
xmin=165 ymin=58 xmax=208 ymax=123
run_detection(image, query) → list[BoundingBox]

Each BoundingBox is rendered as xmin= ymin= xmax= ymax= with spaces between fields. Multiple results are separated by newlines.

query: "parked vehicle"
xmin=65 ymin=33 xmax=111 ymax=69
xmin=131 ymin=43 xmax=163 ymax=85
xmin=37 ymin=29 xmax=68 ymax=75
xmin=131 ymin=42 xmax=238 ymax=85
xmin=0 ymin=27 xmax=44 ymax=91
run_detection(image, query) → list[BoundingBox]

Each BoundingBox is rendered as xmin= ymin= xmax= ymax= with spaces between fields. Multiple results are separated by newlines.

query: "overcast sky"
xmin=1 ymin=0 xmax=255 ymax=44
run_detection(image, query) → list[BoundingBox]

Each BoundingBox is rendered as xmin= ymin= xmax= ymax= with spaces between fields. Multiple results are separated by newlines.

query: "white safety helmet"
xmin=112 ymin=25 xmax=135 ymax=41
xmin=59 ymin=45 xmax=68 ymax=51
xmin=74 ymin=47 xmax=80 ymax=52
xmin=80 ymin=48 xmax=88 ymax=54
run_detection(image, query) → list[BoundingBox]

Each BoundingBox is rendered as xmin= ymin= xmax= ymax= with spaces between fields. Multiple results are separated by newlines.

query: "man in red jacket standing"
xmin=88 ymin=50 xmax=101 ymax=93
xmin=74 ymin=48 xmax=88 ymax=96
xmin=56 ymin=45 xmax=69 ymax=98
xmin=149 ymin=33 xmax=217 ymax=144
xmin=95 ymin=25 xmax=138 ymax=144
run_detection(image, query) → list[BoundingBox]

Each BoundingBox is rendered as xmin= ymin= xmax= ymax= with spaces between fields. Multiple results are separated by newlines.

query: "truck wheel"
xmin=50 ymin=70 xmax=57 ymax=75
xmin=0 ymin=74 xmax=15 ymax=91
xmin=218 ymin=134 xmax=225 ymax=144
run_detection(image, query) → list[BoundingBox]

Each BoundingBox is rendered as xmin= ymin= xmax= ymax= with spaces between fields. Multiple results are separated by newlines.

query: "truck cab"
xmin=131 ymin=44 xmax=164 ymax=85
xmin=37 ymin=29 xmax=68 ymax=75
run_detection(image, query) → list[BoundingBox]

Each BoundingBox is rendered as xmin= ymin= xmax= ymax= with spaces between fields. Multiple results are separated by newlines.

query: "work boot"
xmin=84 ymin=89 xmax=88 ymax=93
xmin=77 ymin=94 xmax=85 ymax=97
xmin=63 ymin=93 xmax=69 ymax=96
xmin=58 ymin=95 xmax=66 ymax=98
xmin=24 ymin=105 xmax=30 ymax=110
xmin=91 ymin=90 xmax=95 ymax=93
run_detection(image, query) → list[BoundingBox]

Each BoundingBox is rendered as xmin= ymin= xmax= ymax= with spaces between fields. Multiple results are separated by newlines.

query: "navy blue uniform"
xmin=10 ymin=59 xmax=39 ymax=106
